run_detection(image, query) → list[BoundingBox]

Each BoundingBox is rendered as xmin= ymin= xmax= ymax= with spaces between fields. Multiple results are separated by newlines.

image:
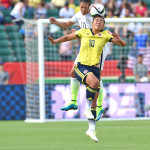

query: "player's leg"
xmin=74 ymin=64 xmax=99 ymax=119
xmin=96 ymin=79 xmax=104 ymax=121
xmin=70 ymin=66 xmax=80 ymax=105
xmin=86 ymin=92 xmax=99 ymax=142
xmin=61 ymin=56 xmax=80 ymax=111
xmin=75 ymin=64 xmax=100 ymax=142
xmin=84 ymin=73 xmax=99 ymax=119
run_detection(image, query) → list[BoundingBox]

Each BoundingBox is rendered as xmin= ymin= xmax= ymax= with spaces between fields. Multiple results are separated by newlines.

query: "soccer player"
xmin=50 ymin=0 xmax=106 ymax=121
xmin=48 ymin=15 xmax=126 ymax=142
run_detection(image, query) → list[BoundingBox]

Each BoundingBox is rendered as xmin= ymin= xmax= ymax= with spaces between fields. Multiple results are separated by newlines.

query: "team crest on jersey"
xmin=108 ymin=31 xmax=112 ymax=35
xmin=84 ymin=70 xmax=88 ymax=74
xmin=97 ymin=33 xmax=101 ymax=36
xmin=86 ymin=18 xmax=90 ymax=24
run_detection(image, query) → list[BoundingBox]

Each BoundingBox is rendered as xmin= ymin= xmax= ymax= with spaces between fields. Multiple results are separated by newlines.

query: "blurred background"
xmin=0 ymin=0 xmax=150 ymax=121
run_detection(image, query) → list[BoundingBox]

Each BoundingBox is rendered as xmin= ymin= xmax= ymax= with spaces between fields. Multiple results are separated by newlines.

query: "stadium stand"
xmin=0 ymin=24 xmax=26 ymax=62
xmin=46 ymin=8 xmax=59 ymax=18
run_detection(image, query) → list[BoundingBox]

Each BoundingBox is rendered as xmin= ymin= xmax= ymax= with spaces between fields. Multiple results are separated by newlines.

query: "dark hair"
xmin=93 ymin=14 xmax=105 ymax=23
xmin=40 ymin=1 xmax=45 ymax=7
xmin=138 ymin=54 xmax=143 ymax=57
xmin=108 ymin=9 xmax=115 ymax=15
xmin=140 ymin=1 xmax=146 ymax=7
xmin=80 ymin=0 xmax=91 ymax=4
xmin=125 ymin=2 xmax=131 ymax=9
xmin=65 ymin=1 xmax=69 ymax=6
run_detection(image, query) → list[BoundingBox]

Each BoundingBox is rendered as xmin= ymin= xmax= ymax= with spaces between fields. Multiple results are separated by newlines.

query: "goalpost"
xmin=24 ymin=18 xmax=150 ymax=123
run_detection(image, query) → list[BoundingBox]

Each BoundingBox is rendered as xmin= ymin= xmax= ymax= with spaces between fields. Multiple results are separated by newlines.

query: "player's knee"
xmin=90 ymin=79 xmax=99 ymax=89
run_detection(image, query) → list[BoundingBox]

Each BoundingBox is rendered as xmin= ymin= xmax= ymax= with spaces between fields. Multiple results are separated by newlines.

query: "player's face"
xmin=80 ymin=2 xmax=90 ymax=15
xmin=92 ymin=17 xmax=105 ymax=31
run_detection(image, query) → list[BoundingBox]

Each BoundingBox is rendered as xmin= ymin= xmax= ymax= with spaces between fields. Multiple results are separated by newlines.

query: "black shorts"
xmin=74 ymin=63 xmax=100 ymax=85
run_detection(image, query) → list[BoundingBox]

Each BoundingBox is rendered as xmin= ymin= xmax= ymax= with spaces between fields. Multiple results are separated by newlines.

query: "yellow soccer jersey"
xmin=75 ymin=28 xmax=113 ymax=66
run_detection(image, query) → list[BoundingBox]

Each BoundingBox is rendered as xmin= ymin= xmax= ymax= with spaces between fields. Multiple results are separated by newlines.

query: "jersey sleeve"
xmin=106 ymin=30 xmax=113 ymax=42
xmin=75 ymin=28 xmax=84 ymax=38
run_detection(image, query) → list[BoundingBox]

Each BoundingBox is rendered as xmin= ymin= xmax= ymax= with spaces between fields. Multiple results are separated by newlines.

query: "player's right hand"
xmin=49 ymin=17 xmax=56 ymax=24
xmin=48 ymin=36 xmax=55 ymax=44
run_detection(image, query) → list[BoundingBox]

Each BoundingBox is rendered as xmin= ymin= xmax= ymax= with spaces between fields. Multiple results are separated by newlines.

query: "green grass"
xmin=0 ymin=120 xmax=150 ymax=150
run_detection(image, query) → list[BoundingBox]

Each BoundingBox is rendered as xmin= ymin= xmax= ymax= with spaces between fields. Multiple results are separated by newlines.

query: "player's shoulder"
xmin=74 ymin=11 xmax=82 ymax=17
xmin=101 ymin=30 xmax=113 ymax=36
xmin=76 ymin=28 xmax=91 ymax=36
xmin=102 ymin=29 xmax=112 ymax=34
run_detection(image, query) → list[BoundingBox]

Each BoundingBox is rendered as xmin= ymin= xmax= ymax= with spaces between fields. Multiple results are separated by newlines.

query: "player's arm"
xmin=48 ymin=32 xmax=78 ymax=44
xmin=49 ymin=17 xmax=74 ymax=29
xmin=111 ymin=33 xmax=126 ymax=47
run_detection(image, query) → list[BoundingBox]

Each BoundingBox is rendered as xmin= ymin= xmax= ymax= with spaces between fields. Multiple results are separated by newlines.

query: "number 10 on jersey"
xmin=89 ymin=39 xmax=95 ymax=47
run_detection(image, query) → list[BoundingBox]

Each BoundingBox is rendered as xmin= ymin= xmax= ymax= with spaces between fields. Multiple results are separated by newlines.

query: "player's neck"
xmin=92 ymin=28 xmax=102 ymax=35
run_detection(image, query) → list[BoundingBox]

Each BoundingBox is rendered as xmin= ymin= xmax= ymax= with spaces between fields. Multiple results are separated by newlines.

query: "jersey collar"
xmin=90 ymin=28 xmax=104 ymax=35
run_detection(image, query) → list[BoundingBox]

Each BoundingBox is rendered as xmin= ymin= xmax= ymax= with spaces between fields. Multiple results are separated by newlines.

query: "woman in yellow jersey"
xmin=48 ymin=15 xmax=126 ymax=142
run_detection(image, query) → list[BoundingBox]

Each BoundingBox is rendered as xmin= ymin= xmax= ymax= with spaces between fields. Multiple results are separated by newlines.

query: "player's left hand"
xmin=48 ymin=36 xmax=55 ymax=44
xmin=112 ymin=32 xmax=121 ymax=41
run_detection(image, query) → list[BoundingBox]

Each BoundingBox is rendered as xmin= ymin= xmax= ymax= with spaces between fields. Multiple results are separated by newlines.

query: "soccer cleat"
xmin=86 ymin=130 xmax=98 ymax=142
xmin=96 ymin=106 xmax=104 ymax=121
xmin=84 ymin=109 xmax=94 ymax=119
xmin=60 ymin=101 xmax=78 ymax=111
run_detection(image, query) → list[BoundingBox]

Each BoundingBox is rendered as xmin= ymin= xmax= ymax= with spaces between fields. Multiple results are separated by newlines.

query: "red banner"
xmin=4 ymin=61 xmax=134 ymax=84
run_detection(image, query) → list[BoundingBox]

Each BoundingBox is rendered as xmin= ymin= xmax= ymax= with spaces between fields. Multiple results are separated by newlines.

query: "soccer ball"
xmin=89 ymin=3 xmax=105 ymax=17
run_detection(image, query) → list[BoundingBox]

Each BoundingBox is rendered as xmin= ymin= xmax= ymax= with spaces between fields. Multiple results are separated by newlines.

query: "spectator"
xmin=0 ymin=0 xmax=11 ymax=9
xmin=120 ymin=1 xmax=133 ymax=18
xmin=51 ymin=0 xmax=67 ymax=10
xmin=69 ymin=0 xmax=80 ymax=13
xmin=0 ymin=62 xmax=9 ymax=85
xmin=134 ymin=0 xmax=148 ymax=17
xmin=127 ymin=27 xmax=149 ymax=69
xmin=34 ymin=1 xmax=47 ymax=19
xmin=59 ymin=30 xmax=72 ymax=61
xmin=28 ymin=0 xmax=41 ymax=8
xmin=69 ymin=0 xmax=76 ymax=12
xmin=106 ymin=9 xmax=118 ymax=32
xmin=133 ymin=27 xmax=149 ymax=48
xmin=10 ymin=0 xmax=28 ymax=27
xmin=59 ymin=1 xmax=74 ymax=18
xmin=133 ymin=54 xmax=149 ymax=82
xmin=105 ymin=0 xmax=117 ymax=16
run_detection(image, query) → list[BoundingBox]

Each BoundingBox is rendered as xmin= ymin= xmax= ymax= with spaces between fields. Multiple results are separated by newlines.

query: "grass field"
xmin=0 ymin=120 xmax=150 ymax=150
